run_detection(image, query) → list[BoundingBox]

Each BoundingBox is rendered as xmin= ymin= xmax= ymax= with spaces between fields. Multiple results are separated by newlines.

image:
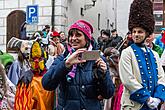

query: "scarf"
xmin=66 ymin=44 xmax=93 ymax=82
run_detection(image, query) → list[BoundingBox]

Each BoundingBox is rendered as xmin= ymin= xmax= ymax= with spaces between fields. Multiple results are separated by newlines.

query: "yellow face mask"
xmin=30 ymin=41 xmax=47 ymax=75
xmin=30 ymin=58 xmax=45 ymax=71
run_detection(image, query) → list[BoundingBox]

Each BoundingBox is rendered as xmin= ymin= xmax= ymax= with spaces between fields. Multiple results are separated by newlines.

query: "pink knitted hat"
xmin=69 ymin=20 xmax=93 ymax=40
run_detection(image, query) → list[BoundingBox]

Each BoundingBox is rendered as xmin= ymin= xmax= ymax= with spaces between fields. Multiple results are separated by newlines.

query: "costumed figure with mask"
xmin=119 ymin=0 xmax=165 ymax=109
xmin=7 ymin=37 xmax=31 ymax=86
xmin=14 ymin=41 xmax=54 ymax=110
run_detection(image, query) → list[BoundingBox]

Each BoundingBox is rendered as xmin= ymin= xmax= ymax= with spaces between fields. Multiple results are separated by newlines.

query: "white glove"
xmin=147 ymin=97 xmax=161 ymax=109
xmin=147 ymin=97 xmax=155 ymax=109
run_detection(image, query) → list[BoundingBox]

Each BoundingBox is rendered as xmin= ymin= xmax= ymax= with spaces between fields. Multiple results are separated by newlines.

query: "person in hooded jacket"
xmin=42 ymin=20 xmax=114 ymax=110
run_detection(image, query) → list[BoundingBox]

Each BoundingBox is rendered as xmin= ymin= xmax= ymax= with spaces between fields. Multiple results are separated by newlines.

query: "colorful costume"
xmin=14 ymin=41 xmax=54 ymax=110
xmin=120 ymin=44 xmax=165 ymax=109
xmin=119 ymin=0 xmax=165 ymax=110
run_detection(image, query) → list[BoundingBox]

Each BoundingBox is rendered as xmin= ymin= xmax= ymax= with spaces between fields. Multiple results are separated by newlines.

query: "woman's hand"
xmin=65 ymin=48 xmax=87 ymax=68
xmin=95 ymin=58 xmax=107 ymax=73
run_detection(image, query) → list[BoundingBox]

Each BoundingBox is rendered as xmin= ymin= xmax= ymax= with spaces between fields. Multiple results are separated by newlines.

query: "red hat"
xmin=50 ymin=31 xmax=60 ymax=37
xmin=69 ymin=20 xmax=93 ymax=40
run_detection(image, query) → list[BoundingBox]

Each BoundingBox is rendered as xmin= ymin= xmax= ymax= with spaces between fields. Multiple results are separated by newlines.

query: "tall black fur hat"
xmin=128 ymin=0 xmax=155 ymax=35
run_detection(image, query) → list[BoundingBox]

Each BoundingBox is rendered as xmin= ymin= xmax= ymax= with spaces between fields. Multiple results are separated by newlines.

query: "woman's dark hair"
xmin=102 ymin=29 xmax=110 ymax=37
xmin=127 ymin=31 xmax=131 ymax=35
xmin=59 ymin=31 xmax=65 ymax=35
xmin=42 ymin=25 xmax=50 ymax=31
xmin=68 ymin=28 xmax=91 ymax=49
xmin=111 ymin=29 xmax=117 ymax=33
xmin=100 ymin=29 xmax=105 ymax=35
xmin=30 ymin=31 xmax=43 ymax=40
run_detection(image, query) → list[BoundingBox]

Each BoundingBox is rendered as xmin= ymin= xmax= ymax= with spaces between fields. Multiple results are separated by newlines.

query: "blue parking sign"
xmin=26 ymin=5 xmax=38 ymax=24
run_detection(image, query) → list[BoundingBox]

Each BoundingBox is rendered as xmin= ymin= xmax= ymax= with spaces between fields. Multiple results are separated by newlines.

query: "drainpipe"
xmin=115 ymin=0 xmax=117 ymax=29
xmin=51 ymin=0 xmax=55 ymax=31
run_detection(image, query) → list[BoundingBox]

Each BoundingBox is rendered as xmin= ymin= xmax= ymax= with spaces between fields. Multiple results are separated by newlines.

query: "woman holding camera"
xmin=42 ymin=20 xmax=114 ymax=110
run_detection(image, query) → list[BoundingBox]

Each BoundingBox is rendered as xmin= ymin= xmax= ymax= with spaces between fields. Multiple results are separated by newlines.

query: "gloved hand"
xmin=150 ymin=98 xmax=161 ymax=109
xmin=147 ymin=97 xmax=155 ymax=109
xmin=147 ymin=97 xmax=161 ymax=109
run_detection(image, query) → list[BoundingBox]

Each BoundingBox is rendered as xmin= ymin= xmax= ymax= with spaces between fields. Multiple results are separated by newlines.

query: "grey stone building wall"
xmin=0 ymin=0 xmax=67 ymax=44
xmin=0 ymin=0 xmax=117 ymax=45
xmin=117 ymin=0 xmax=133 ymax=38
xmin=67 ymin=0 xmax=116 ymax=39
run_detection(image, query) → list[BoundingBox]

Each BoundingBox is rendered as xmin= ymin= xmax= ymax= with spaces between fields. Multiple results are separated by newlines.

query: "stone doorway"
xmin=6 ymin=10 xmax=26 ymax=52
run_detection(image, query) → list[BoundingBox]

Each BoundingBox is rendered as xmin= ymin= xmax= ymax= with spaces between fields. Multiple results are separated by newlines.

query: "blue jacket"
xmin=42 ymin=53 xmax=114 ymax=110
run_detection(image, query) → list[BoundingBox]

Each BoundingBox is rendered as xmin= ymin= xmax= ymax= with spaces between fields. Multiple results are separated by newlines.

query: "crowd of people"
xmin=1 ymin=0 xmax=165 ymax=110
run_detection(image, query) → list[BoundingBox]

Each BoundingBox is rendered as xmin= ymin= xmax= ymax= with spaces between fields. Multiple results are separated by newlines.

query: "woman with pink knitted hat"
xmin=42 ymin=20 xmax=114 ymax=110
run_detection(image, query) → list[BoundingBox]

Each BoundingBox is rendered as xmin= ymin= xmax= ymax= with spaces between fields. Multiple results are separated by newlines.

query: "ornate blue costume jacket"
xmin=119 ymin=44 xmax=165 ymax=110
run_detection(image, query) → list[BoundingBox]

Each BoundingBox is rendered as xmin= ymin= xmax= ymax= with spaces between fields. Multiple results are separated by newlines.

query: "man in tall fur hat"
xmin=119 ymin=0 xmax=165 ymax=110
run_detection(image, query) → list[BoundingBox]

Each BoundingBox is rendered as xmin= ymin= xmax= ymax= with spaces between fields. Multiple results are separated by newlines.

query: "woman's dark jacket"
xmin=42 ymin=42 xmax=114 ymax=110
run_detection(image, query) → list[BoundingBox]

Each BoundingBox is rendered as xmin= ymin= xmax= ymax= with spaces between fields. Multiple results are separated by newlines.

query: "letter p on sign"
xmin=26 ymin=5 xmax=38 ymax=24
